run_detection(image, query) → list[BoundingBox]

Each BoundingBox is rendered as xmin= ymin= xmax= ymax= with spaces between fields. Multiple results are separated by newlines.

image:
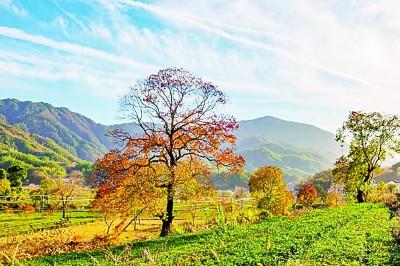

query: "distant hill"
xmin=0 ymin=119 xmax=82 ymax=183
xmin=0 ymin=99 xmax=112 ymax=161
xmin=237 ymin=116 xmax=340 ymax=162
xmin=0 ymin=99 xmax=341 ymax=186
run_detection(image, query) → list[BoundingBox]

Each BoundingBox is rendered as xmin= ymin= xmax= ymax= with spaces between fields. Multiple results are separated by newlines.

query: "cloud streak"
xmin=0 ymin=26 xmax=155 ymax=71
xmin=118 ymin=0 xmax=372 ymax=86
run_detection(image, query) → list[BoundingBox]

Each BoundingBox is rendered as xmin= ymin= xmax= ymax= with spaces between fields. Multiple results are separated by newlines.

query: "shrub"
xmin=365 ymin=182 xmax=398 ymax=205
xmin=392 ymin=217 xmax=400 ymax=244
xmin=325 ymin=192 xmax=342 ymax=208
xmin=297 ymin=184 xmax=318 ymax=207
xmin=18 ymin=203 xmax=36 ymax=212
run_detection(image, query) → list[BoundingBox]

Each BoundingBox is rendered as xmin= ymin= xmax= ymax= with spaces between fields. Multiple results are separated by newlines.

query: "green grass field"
xmin=24 ymin=204 xmax=400 ymax=266
xmin=0 ymin=210 xmax=99 ymax=237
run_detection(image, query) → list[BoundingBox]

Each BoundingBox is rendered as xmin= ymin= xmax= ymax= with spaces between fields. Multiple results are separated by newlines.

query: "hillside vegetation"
xmin=0 ymin=120 xmax=83 ymax=183
xmin=0 ymin=99 xmax=340 ymax=185
xmin=26 ymin=204 xmax=399 ymax=265
xmin=0 ymin=99 xmax=110 ymax=161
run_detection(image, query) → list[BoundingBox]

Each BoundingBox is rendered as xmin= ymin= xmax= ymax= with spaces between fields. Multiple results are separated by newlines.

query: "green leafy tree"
xmin=75 ymin=161 xmax=93 ymax=185
xmin=335 ymin=111 xmax=400 ymax=202
xmin=0 ymin=169 xmax=10 ymax=196
xmin=7 ymin=164 xmax=28 ymax=193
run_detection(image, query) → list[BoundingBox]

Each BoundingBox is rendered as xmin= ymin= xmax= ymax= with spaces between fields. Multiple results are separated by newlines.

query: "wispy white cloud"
xmin=1 ymin=0 xmax=27 ymax=17
xmin=0 ymin=26 xmax=155 ymax=71
xmin=1 ymin=0 xmax=400 ymax=131
xmin=117 ymin=0 xmax=371 ymax=86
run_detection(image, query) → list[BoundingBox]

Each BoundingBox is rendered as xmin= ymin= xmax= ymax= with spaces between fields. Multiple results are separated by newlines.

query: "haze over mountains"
xmin=0 ymin=98 xmax=341 ymax=185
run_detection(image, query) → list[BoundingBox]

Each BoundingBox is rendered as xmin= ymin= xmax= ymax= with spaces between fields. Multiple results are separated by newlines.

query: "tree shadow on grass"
xmin=388 ymin=239 xmax=400 ymax=265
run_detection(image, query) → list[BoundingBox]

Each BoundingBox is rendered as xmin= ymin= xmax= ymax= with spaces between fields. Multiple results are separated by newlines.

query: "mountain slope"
xmin=0 ymin=119 xmax=82 ymax=183
xmin=237 ymin=116 xmax=340 ymax=161
xmin=0 ymin=99 xmax=111 ymax=161
xmin=0 ymin=99 xmax=340 ymax=185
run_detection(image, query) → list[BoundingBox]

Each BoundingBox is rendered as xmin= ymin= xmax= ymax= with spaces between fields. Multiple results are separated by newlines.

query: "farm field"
xmin=23 ymin=204 xmax=400 ymax=266
xmin=0 ymin=200 xmax=243 ymax=263
xmin=0 ymin=210 xmax=99 ymax=237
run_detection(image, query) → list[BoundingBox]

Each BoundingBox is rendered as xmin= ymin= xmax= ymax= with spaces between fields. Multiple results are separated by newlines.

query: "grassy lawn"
xmin=0 ymin=210 xmax=99 ymax=237
xmin=25 ymin=203 xmax=400 ymax=266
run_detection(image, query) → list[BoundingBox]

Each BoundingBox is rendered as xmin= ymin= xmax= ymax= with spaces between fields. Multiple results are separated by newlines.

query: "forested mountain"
xmin=0 ymin=99 xmax=340 ymax=186
xmin=0 ymin=99 xmax=111 ymax=161
xmin=0 ymin=118 xmax=85 ymax=183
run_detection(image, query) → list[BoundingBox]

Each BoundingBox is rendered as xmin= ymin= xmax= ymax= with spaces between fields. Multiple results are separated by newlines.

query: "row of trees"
xmin=34 ymin=171 xmax=92 ymax=219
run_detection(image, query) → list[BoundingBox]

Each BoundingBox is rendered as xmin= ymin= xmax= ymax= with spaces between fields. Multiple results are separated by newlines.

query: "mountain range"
xmin=0 ymin=98 xmax=341 ymax=187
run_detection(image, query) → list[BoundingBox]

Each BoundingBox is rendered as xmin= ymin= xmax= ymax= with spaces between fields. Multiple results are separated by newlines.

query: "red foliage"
xmin=92 ymin=68 xmax=245 ymax=236
xmin=297 ymin=184 xmax=318 ymax=207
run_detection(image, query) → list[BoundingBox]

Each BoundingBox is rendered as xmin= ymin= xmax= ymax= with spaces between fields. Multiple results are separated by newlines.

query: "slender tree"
xmin=334 ymin=111 xmax=400 ymax=202
xmin=100 ymin=68 xmax=244 ymax=236
xmin=47 ymin=171 xmax=86 ymax=219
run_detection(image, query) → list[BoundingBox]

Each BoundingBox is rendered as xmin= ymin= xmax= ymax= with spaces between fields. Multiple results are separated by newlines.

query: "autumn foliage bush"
xmin=325 ymin=191 xmax=342 ymax=208
xmin=297 ymin=184 xmax=318 ymax=207
xmin=365 ymin=182 xmax=398 ymax=205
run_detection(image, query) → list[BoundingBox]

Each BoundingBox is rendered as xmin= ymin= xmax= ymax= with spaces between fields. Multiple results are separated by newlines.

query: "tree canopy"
xmin=334 ymin=111 xmax=400 ymax=202
xmin=96 ymin=68 xmax=244 ymax=236
xmin=248 ymin=166 xmax=293 ymax=216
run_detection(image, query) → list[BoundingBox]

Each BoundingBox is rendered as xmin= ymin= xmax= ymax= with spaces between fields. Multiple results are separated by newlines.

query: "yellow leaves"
xmin=248 ymin=166 xmax=286 ymax=195
xmin=0 ymin=178 xmax=11 ymax=195
xmin=249 ymin=166 xmax=292 ymax=216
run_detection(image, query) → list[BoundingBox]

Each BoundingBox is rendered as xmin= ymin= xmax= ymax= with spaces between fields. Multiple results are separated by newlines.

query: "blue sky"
xmin=0 ymin=0 xmax=399 ymax=132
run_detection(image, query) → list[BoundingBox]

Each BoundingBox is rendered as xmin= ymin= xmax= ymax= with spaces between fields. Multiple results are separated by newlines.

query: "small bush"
xmin=325 ymin=192 xmax=342 ymax=208
xmin=365 ymin=182 xmax=398 ymax=205
xmin=297 ymin=185 xmax=318 ymax=207
xmin=18 ymin=203 xmax=36 ymax=212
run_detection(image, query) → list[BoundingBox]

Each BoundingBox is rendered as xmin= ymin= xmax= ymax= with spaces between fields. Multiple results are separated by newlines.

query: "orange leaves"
xmin=92 ymin=159 xmax=165 ymax=220
xmin=297 ymin=184 xmax=318 ymax=207
xmin=215 ymin=149 xmax=245 ymax=173
xmin=95 ymin=68 xmax=245 ymax=235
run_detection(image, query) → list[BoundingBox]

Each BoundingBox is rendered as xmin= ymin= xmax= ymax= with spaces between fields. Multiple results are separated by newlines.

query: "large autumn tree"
xmin=334 ymin=111 xmax=400 ymax=202
xmin=98 ymin=68 xmax=244 ymax=236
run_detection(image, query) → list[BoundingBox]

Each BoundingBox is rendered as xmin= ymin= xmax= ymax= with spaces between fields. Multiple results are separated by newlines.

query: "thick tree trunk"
xmin=160 ymin=185 xmax=174 ymax=237
xmin=356 ymin=189 xmax=365 ymax=203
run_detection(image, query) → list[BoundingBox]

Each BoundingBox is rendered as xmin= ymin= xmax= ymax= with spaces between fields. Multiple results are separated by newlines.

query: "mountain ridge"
xmin=0 ymin=98 xmax=340 ymax=184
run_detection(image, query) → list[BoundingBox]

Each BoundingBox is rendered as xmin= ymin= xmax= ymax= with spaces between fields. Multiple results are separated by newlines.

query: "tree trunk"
xmin=356 ymin=189 xmax=365 ymax=203
xmin=160 ymin=185 xmax=174 ymax=237
xmin=62 ymin=200 xmax=67 ymax=219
